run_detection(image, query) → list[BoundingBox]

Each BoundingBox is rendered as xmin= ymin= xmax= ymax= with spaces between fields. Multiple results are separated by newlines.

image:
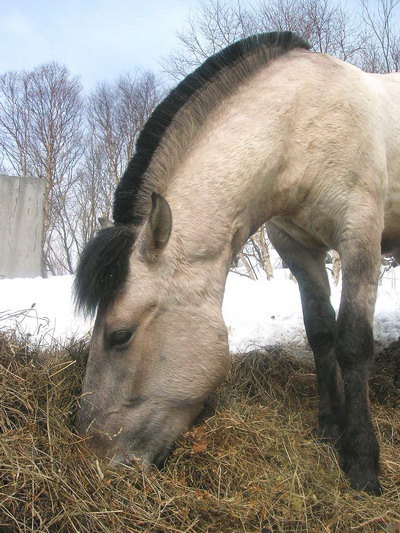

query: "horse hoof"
xmin=350 ymin=476 xmax=383 ymax=496
xmin=317 ymin=423 xmax=342 ymax=444
xmin=366 ymin=481 xmax=383 ymax=496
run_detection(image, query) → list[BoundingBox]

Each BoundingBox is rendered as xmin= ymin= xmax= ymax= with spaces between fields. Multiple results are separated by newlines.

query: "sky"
xmin=0 ymin=0 xmax=387 ymax=91
xmin=0 ymin=0 xmax=200 ymax=88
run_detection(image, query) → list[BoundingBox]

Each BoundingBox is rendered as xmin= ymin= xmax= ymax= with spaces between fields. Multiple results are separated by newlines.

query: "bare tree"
xmin=0 ymin=64 xmax=162 ymax=274
xmin=0 ymin=62 xmax=84 ymax=275
xmin=0 ymin=72 xmax=31 ymax=177
xmin=251 ymin=228 xmax=274 ymax=279
xmin=253 ymin=0 xmax=362 ymax=60
xmin=87 ymin=70 xmax=161 ymax=184
xmin=118 ymin=71 xmax=163 ymax=162
xmin=234 ymin=228 xmax=274 ymax=279
xmin=68 ymin=135 xmax=115 ymax=255
xmin=87 ymin=84 xmax=123 ymax=184
xmin=70 ymin=70 xmax=163 ymax=258
xmin=162 ymin=0 xmax=254 ymax=80
xmin=162 ymin=0 xmax=363 ymax=80
xmin=28 ymin=64 xmax=84 ymax=274
xmin=360 ymin=0 xmax=400 ymax=72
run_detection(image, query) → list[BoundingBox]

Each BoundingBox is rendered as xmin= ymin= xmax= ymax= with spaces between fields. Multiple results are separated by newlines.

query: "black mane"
xmin=113 ymin=31 xmax=310 ymax=225
xmin=75 ymin=32 xmax=310 ymax=316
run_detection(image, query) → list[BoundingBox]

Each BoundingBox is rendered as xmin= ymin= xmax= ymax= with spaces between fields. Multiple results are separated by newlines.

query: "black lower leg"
xmin=299 ymin=287 xmax=344 ymax=442
xmin=267 ymin=222 xmax=344 ymax=442
xmin=335 ymin=253 xmax=381 ymax=494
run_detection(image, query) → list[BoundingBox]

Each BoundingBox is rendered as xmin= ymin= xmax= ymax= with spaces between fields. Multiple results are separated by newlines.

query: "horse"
xmin=74 ymin=31 xmax=400 ymax=495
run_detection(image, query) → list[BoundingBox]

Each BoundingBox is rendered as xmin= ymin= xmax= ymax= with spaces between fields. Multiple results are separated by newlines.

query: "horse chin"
xmin=109 ymin=445 xmax=172 ymax=471
xmin=78 ymin=399 xmax=205 ymax=471
xmin=109 ymin=452 xmax=148 ymax=469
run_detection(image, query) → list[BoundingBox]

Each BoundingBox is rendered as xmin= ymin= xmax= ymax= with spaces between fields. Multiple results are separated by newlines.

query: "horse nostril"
xmin=82 ymin=431 xmax=115 ymax=457
xmin=153 ymin=444 xmax=175 ymax=470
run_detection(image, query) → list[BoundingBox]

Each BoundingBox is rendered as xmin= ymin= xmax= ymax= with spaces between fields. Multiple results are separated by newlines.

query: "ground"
xmin=1 ymin=333 xmax=399 ymax=533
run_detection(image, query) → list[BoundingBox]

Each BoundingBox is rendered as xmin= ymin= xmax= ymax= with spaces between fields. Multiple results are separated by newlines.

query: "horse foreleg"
xmin=336 ymin=231 xmax=382 ymax=495
xmin=267 ymin=222 xmax=344 ymax=442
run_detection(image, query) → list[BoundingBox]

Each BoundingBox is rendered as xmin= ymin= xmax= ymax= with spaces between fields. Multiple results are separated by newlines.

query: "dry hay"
xmin=0 ymin=332 xmax=399 ymax=533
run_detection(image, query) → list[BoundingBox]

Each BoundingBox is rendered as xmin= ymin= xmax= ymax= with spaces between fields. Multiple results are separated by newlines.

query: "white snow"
xmin=1 ymin=267 xmax=399 ymax=352
xmin=0 ymin=275 xmax=92 ymax=346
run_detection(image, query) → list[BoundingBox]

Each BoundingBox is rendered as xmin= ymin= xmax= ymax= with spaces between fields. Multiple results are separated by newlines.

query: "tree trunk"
xmin=332 ymin=250 xmax=341 ymax=285
xmin=253 ymin=227 xmax=274 ymax=279
xmin=238 ymin=252 xmax=256 ymax=280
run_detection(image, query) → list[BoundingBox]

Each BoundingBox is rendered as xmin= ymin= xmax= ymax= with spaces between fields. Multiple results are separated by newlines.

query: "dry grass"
xmin=0 ymin=332 xmax=399 ymax=533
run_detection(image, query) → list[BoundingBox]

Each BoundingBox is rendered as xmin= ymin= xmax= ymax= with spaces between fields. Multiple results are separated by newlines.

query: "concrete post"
xmin=0 ymin=175 xmax=45 ymax=278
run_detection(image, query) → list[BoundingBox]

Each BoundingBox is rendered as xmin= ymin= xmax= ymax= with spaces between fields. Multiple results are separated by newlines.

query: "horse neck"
xmin=163 ymin=140 xmax=271 ymax=266
xmin=162 ymin=156 xmax=265 ymax=309
xmin=163 ymin=168 xmax=253 ymax=307
xmin=150 ymin=63 xmax=292 ymax=264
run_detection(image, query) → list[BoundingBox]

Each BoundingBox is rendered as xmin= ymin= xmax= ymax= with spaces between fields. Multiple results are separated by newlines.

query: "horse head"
xmin=75 ymin=193 xmax=230 ymax=466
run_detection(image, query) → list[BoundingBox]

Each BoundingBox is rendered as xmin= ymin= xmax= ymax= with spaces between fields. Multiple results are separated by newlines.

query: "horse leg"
xmin=335 ymin=229 xmax=382 ymax=495
xmin=267 ymin=221 xmax=344 ymax=442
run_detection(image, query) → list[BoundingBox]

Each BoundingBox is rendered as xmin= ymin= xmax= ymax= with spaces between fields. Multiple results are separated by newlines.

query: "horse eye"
xmin=109 ymin=329 xmax=133 ymax=348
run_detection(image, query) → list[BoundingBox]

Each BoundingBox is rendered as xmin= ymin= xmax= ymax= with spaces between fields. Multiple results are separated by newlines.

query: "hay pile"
xmin=1 ymin=332 xmax=399 ymax=532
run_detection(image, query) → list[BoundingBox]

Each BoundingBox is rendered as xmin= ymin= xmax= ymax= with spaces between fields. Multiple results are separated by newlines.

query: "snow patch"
xmin=1 ymin=268 xmax=399 ymax=351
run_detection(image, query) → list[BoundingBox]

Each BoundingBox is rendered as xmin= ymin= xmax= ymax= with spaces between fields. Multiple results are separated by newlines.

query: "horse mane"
xmin=75 ymin=31 xmax=310 ymax=316
xmin=113 ymin=31 xmax=310 ymax=225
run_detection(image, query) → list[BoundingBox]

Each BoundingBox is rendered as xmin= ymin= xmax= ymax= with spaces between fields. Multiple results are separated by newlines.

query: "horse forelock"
xmin=74 ymin=225 xmax=137 ymax=318
xmin=112 ymin=31 xmax=310 ymax=226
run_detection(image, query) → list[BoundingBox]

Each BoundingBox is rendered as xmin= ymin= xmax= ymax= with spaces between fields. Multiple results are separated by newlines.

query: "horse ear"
xmin=98 ymin=217 xmax=113 ymax=229
xmin=142 ymin=193 xmax=172 ymax=261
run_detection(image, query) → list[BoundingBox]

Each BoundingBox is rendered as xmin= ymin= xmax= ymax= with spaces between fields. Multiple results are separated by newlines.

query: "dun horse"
xmin=75 ymin=32 xmax=400 ymax=494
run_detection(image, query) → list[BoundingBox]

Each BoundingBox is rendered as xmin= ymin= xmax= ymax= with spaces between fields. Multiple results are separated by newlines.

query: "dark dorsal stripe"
xmin=113 ymin=31 xmax=310 ymax=225
xmin=75 ymin=31 xmax=311 ymax=316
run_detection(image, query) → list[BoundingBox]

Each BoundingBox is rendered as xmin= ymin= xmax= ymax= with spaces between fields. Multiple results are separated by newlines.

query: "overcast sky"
xmin=0 ymin=0 xmax=393 ymax=90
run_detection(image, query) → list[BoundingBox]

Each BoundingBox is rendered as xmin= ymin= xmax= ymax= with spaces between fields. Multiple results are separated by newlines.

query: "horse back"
xmin=262 ymin=51 xmax=400 ymax=251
